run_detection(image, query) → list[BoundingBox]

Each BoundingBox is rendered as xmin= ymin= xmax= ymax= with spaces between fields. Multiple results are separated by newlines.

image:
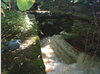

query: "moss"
xmin=1 ymin=10 xmax=46 ymax=74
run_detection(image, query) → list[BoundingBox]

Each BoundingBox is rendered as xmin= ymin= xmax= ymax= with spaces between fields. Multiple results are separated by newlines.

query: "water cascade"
xmin=40 ymin=35 xmax=100 ymax=74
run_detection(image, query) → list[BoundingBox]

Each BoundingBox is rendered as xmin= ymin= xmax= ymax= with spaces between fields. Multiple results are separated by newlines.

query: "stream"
xmin=40 ymin=35 xmax=100 ymax=74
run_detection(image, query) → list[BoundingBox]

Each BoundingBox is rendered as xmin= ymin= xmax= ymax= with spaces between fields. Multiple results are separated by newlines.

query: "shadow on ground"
xmin=1 ymin=36 xmax=46 ymax=74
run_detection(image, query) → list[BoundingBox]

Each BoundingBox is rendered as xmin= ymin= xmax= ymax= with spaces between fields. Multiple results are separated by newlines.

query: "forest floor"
xmin=1 ymin=11 xmax=46 ymax=74
xmin=1 ymin=32 xmax=46 ymax=74
xmin=1 ymin=31 xmax=46 ymax=74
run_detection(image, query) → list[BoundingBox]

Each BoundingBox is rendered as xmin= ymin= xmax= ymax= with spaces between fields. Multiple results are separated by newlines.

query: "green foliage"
xmin=1 ymin=0 xmax=11 ymax=10
xmin=65 ymin=19 xmax=100 ymax=54
xmin=62 ymin=32 xmax=78 ymax=39
xmin=17 ymin=0 xmax=27 ymax=11
xmin=3 ymin=0 xmax=10 ymax=2
xmin=1 ymin=10 xmax=46 ymax=74
xmin=63 ymin=0 xmax=70 ymax=3
xmin=1 ymin=2 xmax=8 ymax=9
xmin=72 ymin=5 xmax=83 ymax=13
xmin=69 ymin=20 xmax=88 ymax=37
xmin=72 ymin=20 xmax=88 ymax=35
xmin=27 ymin=0 xmax=35 ymax=9
xmin=1 ymin=0 xmax=35 ymax=11
xmin=1 ymin=10 xmax=35 ymax=39
xmin=41 ymin=1 xmax=52 ymax=9
xmin=17 ymin=0 xmax=35 ymax=11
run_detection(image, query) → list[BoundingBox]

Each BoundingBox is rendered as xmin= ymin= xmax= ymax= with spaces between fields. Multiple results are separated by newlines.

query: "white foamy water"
xmin=41 ymin=35 xmax=100 ymax=74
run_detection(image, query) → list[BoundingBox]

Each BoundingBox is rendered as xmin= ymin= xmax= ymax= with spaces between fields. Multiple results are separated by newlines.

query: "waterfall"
xmin=40 ymin=35 xmax=100 ymax=74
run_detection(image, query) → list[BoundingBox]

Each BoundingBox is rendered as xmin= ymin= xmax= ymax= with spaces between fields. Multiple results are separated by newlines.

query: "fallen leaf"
xmin=1 ymin=8 xmax=5 ymax=17
xmin=14 ymin=57 xmax=19 ymax=60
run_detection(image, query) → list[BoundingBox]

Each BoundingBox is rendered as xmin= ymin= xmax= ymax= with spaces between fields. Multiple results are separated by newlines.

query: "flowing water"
xmin=40 ymin=35 xmax=100 ymax=74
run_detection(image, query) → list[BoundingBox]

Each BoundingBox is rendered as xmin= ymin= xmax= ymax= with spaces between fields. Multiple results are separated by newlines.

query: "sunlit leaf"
xmin=40 ymin=66 xmax=43 ymax=68
xmin=27 ymin=0 xmax=35 ymax=10
xmin=1 ymin=8 xmax=5 ymax=17
xmin=17 ymin=0 xmax=28 ymax=11
xmin=17 ymin=0 xmax=35 ymax=11
xmin=14 ymin=57 xmax=19 ymax=60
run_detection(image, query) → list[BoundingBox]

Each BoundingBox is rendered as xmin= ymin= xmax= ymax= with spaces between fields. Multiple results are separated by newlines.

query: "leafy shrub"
xmin=65 ymin=20 xmax=100 ymax=54
xmin=1 ymin=10 xmax=35 ymax=40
